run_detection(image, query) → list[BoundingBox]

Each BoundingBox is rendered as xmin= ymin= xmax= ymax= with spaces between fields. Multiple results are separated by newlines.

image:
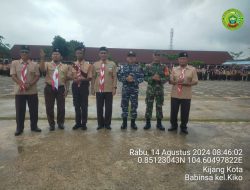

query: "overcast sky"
xmin=1 ymin=0 xmax=250 ymax=57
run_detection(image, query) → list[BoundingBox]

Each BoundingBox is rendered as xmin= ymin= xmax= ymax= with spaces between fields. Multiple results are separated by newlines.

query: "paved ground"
xmin=0 ymin=76 xmax=250 ymax=190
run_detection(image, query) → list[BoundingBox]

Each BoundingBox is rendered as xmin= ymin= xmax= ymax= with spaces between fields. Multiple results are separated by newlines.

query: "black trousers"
xmin=44 ymin=85 xmax=65 ymax=127
xmin=15 ymin=94 xmax=38 ymax=132
xmin=170 ymin=97 xmax=191 ymax=129
xmin=96 ymin=92 xmax=113 ymax=127
xmin=72 ymin=82 xmax=89 ymax=126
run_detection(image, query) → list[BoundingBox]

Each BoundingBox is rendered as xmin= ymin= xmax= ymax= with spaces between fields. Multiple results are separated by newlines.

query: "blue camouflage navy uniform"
xmin=117 ymin=63 xmax=144 ymax=119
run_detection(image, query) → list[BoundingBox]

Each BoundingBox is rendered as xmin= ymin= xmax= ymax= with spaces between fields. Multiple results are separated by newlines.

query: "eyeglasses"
xmin=154 ymin=54 xmax=161 ymax=56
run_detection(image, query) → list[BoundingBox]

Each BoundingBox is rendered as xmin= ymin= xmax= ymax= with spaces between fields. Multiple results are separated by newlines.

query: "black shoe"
xmin=97 ymin=125 xmax=104 ymax=130
xmin=168 ymin=126 xmax=177 ymax=131
xmin=72 ymin=124 xmax=81 ymax=130
xmin=121 ymin=117 xmax=127 ymax=130
xmin=14 ymin=131 xmax=23 ymax=136
xmin=131 ymin=119 xmax=137 ymax=130
xmin=49 ymin=126 xmax=55 ymax=131
xmin=105 ymin=125 xmax=112 ymax=130
xmin=58 ymin=124 xmax=65 ymax=130
xmin=156 ymin=119 xmax=165 ymax=131
xmin=143 ymin=119 xmax=151 ymax=130
xmin=31 ymin=127 xmax=42 ymax=132
xmin=181 ymin=128 xmax=188 ymax=134
xmin=81 ymin=124 xmax=87 ymax=130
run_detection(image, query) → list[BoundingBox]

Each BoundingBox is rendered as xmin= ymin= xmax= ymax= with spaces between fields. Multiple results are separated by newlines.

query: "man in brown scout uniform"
xmin=10 ymin=45 xmax=41 ymax=136
xmin=40 ymin=48 xmax=70 ymax=131
xmin=69 ymin=45 xmax=92 ymax=130
xmin=168 ymin=52 xmax=198 ymax=134
xmin=91 ymin=47 xmax=117 ymax=130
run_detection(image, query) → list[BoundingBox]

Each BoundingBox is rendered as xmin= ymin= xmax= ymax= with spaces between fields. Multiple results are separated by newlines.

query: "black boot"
xmin=181 ymin=128 xmax=188 ymax=134
xmin=72 ymin=124 xmax=81 ymax=130
xmin=97 ymin=125 xmax=104 ymax=130
xmin=58 ymin=124 xmax=65 ymax=130
xmin=121 ymin=117 xmax=127 ymax=130
xmin=49 ymin=125 xmax=55 ymax=131
xmin=131 ymin=119 xmax=137 ymax=130
xmin=168 ymin=126 xmax=177 ymax=131
xmin=143 ymin=119 xmax=151 ymax=130
xmin=81 ymin=124 xmax=87 ymax=130
xmin=156 ymin=119 xmax=165 ymax=131
xmin=31 ymin=127 xmax=42 ymax=132
xmin=15 ymin=130 xmax=23 ymax=136
xmin=105 ymin=125 xmax=112 ymax=130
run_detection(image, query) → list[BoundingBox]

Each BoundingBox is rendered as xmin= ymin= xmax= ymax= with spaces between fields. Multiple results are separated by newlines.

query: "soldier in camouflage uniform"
xmin=117 ymin=51 xmax=144 ymax=130
xmin=144 ymin=51 xmax=169 ymax=131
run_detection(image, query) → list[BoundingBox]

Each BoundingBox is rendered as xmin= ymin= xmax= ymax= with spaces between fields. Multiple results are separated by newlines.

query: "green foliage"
xmin=108 ymin=54 xmax=118 ymax=65
xmin=67 ymin=40 xmax=84 ymax=61
xmin=43 ymin=46 xmax=52 ymax=60
xmin=51 ymin=36 xmax=84 ymax=61
xmin=162 ymin=53 xmax=178 ymax=60
xmin=52 ymin=35 xmax=69 ymax=58
xmin=189 ymin=60 xmax=204 ymax=66
xmin=0 ymin=36 xmax=10 ymax=58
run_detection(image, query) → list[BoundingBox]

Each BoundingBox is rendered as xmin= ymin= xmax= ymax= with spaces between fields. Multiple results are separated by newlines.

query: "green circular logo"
xmin=222 ymin=8 xmax=244 ymax=31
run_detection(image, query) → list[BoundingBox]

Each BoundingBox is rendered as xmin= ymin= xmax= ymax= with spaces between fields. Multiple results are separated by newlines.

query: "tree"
xmin=52 ymin=35 xmax=69 ymax=59
xmin=43 ymin=46 xmax=52 ymax=60
xmin=189 ymin=60 xmax=204 ymax=67
xmin=108 ymin=54 xmax=118 ymax=65
xmin=0 ymin=35 xmax=10 ymax=58
xmin=162 ymin=53 xmax=178 ymax=61
xmin=67 ymin=40 xmax=84 ymax=61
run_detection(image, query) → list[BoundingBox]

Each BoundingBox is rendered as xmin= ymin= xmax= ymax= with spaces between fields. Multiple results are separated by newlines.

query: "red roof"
xmin=10 ymin=45 xmax=232 ymax=65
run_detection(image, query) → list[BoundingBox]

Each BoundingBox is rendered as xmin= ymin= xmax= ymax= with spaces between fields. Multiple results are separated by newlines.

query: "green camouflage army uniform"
xmin=144 ymin=62 xmax=169 ymax=119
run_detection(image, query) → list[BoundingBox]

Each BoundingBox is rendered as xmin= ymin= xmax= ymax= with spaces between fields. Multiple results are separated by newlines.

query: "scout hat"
xmin=178 ymin=52 xmax=188 ymax=58
xmin=127 ymin=50 xmax=136 ymax=57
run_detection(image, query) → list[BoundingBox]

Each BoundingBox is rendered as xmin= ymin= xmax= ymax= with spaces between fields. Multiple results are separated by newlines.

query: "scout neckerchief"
xmin=52 ymin=62 xmax=61 ymax=90
xmin=177 ymin=67 xmax=186 ymax=96
xmin=164 ymin=66 xmax=169 ymax=76
xmin=20 ymin=60 xmax=28 ymax=91
xmin=99 ymin=62 xmax=105 ymax=92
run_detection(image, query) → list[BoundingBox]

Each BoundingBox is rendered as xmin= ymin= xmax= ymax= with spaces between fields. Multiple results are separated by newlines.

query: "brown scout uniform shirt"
xmin=44 ymin=61 xmax=70 ymax=87
xmin=91 ymin=60 xmax=117 ymax=93
xmin=70 ymin=60 xmax=92 ymax=80
xmin=170 ymin=65 xmax=198 ymax=99
xmin=10 ymin=59 xmax=40 ymax=95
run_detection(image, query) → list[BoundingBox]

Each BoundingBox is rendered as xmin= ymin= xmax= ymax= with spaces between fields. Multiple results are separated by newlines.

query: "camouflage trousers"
xmin=121 ymin=86 xmax=139 ymax=119
xmin=145 ymin=85 xmax=164 ymax=119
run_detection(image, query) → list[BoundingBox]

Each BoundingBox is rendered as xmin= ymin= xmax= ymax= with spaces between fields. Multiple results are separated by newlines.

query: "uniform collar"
xmin=100 ymin=60 xmax=108 ymax=64
xmin=76 ymin=59 xmax=85 ymax=65
xmin=20 ymin=59 xmax=31 ymax=65
xmin=52 ymin=61 xmax=62 ymax=65
xmin=177 ymin=65 xmax=191 ymax=70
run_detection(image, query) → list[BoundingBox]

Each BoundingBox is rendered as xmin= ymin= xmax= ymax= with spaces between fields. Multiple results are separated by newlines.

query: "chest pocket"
xmin=28 ymin=65 xmax=35 ymax=73
xmin=107 ymin=64 xmax=113 ymax=75
xmin=185 ymin=71 xmax=193 ymax=81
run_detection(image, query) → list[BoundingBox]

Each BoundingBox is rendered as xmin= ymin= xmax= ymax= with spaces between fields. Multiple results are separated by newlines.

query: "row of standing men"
xmin=197 ymin=67 xmax=250 ymax=81
xmin=10 ymin=45 xmax=198 ymax=136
